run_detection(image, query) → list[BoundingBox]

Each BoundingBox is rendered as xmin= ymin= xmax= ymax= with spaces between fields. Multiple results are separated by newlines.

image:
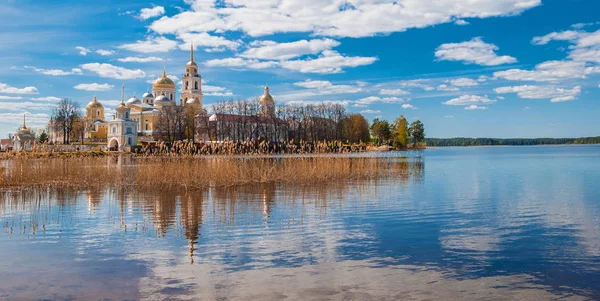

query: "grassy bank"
xmin=0 ymin=156 xmax=421 ymax=191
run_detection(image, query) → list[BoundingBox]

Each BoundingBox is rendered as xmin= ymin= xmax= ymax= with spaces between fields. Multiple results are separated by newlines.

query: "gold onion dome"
xmin=155 ymin=70 xmax=175 ymax=86
xmin=260 ymin=86 xmax=274 ymax=104
xmin=87 ymin=95 xmax=103 ymax=109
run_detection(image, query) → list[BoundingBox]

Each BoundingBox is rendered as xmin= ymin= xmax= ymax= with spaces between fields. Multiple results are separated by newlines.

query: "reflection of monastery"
xmin=80 ymin=45 xmax=277 ymax=151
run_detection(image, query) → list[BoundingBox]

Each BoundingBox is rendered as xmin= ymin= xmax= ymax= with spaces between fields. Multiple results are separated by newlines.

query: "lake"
xmin=1 ymin=145 xmax=599 ymax=300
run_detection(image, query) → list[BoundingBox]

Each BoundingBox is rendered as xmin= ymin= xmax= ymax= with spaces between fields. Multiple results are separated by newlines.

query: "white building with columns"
xmin=107 ymin=86 xmax=138 ymax=151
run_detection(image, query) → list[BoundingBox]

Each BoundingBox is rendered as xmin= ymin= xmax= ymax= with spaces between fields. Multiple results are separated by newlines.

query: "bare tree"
xmin=51 ymin=99 xmax=81 ymax=144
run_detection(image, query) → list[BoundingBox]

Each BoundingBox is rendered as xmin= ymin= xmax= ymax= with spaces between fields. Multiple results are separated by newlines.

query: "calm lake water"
xmin=1 ymin=145 xmax=599 ymax=300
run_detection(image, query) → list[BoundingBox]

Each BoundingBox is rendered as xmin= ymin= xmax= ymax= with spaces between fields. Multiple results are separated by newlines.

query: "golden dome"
xmin=86 ymin=95 xmax=104 ymax=109
xmin=259 ymin=86 xmax=274 ymax=104
xmin=154 ymin=70 xmax=175 ymax=86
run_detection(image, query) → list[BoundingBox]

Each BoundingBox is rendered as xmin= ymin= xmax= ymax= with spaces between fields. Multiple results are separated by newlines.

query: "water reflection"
xmin=1 ymin=149 xmax=599 ymax=300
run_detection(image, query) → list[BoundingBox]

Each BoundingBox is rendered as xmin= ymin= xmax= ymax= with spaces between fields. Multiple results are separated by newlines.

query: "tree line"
xmin=425 ymin=137 xmax=600 ymax=147
xmin=370 ymin=116 xmax=425 ymax=148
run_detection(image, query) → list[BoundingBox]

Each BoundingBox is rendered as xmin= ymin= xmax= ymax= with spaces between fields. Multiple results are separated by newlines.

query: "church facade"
xmin=76 ymin=44 xmax=281 ymax=150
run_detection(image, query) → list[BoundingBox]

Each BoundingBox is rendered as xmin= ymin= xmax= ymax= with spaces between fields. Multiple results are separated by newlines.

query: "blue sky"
xmin=1 ymin=0 xmax=599 ymax=138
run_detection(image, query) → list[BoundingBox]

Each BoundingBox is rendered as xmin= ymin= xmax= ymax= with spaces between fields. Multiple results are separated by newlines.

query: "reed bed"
xmin=0 ymin=155 xmax=418 ymax=191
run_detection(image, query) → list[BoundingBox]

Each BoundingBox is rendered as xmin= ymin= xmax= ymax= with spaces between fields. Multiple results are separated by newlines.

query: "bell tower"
xmin=181 ymin=43 xmax=203 ymax=107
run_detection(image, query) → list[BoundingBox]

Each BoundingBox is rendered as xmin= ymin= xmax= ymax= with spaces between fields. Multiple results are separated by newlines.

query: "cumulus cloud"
xmin=76 ymin=46 xmax=91 ymax=56
xmin=293 ymin=80 xmax=362 ymax=95
xmin=402 ymin=104 xmax=417 ymax=109
xmin=449 ymin=77 xmax=479 ymax=86
xmin=30 ymin=96 xmax=62 ymax=101
xmin=465 ymin=105 xmax=487 ymax=110
xmin=437 ymin=84 xmax=460 ymax=92
xmin=0 ymin=96 xmax=23 ymax=100
xmin=493 ymin=60 xmax=593 ymax=82
xmin=454 ymin=20 xmax=470 ymax=26
xmin=177 ymin=32 xmax=241 ymax=52
xmin=0 ymin=82 xmax=38 ymax=94
xmin=354 ymin=96 xmax=406 ymax=107
xmin=80 ymin=63 xmax=146 ymax=79
xmin=280 ymin=50 xmax=377 ymax=74
xmin=443 ymin=95 xmax=495 ymax=106
xmin=204 ymin=57 xmax=279 ymax=70
xmin=206 ymin=50 xmax=376 ymax=74
xmin=118 ymin=56 xmax=165 ymax=63
xmin=241 ymin=39 xmax=340 ymax=60
xmin=203 ymin=85 xmax=234 ymax=96
xmin=140 ymin=6 xmax=165 ymax=20
xmin=0 ymin=113 xmax=50 ymax=126
xmin=531 ymin=28 xmax=600 ymax=64
xmin=24 ymin=65 xmax=83 ymax=76
xmin=118 ymin=36 xmax=178 ymax=53
xmin=74 ymin=83 xmax=114 ymax=91
xmin=531 ymin=30 xmax=585 ymax=45
xmin=360 ymin=109 xmax=382 ymax=114
xmin=435 ymin=37 xmax=517 ymax=66
xmin=379 ymin=88 xmax=409 ymax=96
xmin=494 ymin=85 xmax=581 ymax=102
xmin=96 ymin=49 xmax=115 ymax=56
xmin=149 ymin=0 xmax=540 ymax=38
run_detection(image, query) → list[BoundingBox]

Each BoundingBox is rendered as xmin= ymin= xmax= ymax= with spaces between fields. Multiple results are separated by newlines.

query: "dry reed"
xmin=0 ymin=155 xmax=419 ymax=191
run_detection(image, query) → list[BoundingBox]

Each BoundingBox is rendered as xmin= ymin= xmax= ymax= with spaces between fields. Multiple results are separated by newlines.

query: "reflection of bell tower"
xmin=181 ymin=43 xmax=203 ymax=107
xmin=260 ymin=183 xmax=276 ymax=218
xmin=152 ymin=192 xmax=178 ymax=237
xmin=180 ymin=193 xmax=204 ymax=264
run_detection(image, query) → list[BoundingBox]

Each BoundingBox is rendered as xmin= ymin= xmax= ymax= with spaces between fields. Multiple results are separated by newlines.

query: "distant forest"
xmin=424 ymin=137 xmax=600 ymax=147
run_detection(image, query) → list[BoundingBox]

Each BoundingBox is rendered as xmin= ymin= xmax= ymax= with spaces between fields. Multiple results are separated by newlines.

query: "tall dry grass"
xmin=0 ymin=156 xmax=421 ymax=191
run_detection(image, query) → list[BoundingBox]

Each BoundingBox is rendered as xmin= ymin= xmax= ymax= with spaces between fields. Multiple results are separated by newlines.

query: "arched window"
xmin=195 ymin=81 xmax=198 ymax=90
xmin=125 ymin=112 xmax=129 ymax=119
xmin=112 ymin=126 xmax=116 ymax=134
xmin=97 ymin=111 xmax=100 ymax=116
xmin=170 ymin=94 xmax=173 ymax=101
xmin=128 ymin=137 xmax=132 ymax=145
xmin=185 ymin=82 xmax=189 ymax=90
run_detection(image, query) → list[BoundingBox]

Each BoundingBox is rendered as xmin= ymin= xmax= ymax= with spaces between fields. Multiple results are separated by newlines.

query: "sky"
xmin=0 ymin=0 xmax=599 ymax=138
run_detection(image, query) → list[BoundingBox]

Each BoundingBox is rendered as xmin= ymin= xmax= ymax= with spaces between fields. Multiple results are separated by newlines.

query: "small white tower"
xmin=107 ymin=85 xmax=138 ymax=151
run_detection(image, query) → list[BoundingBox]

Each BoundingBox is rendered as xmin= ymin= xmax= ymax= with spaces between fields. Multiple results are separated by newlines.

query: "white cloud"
xmin=493 ymin=60 xmax=592 ymax=82
xmin=437 ymin=84 xmax=460 ymax=91
xmin=0 ymin=96 xmax=23 ymax=100
xmin=465 ymin=105 xmax=487 ymax=110
xmin=177 ymin=32 xmax=241 ymax=52
xmin=435 ymin=37 xmax=517 ymax=66
xmin=360 ymin=109 xmax=382 ymax=114
xmin=396 ymin=79 xmax=436 ymax=91
xmin=140 ymin=6 xmax=165 ymax=20
xmin=118 ymin=56 xmax=165 ymax=63
xmin=204 ymin=57 xmax=279 ymax=70
xmin=203 ymin=85 xmax=234 ymax=96
xmin=149 ymin=0 xmax=540 ymax=38
xmin=449 ymin=77 xmax=479 ymax=86
xmin=0 ymin=82 xmax=38 ymax=94
xmin=80 ymin=63 xmax=146 ymax=79
xmin=494 ymin=85 xmax=581 ymax=102
xmin=31 ymin=96 xmax=62 ymax=101
xmin=0 ymin=102 xmax=54 ymax=112
xmin=531 ymin=30 xmax=584 ymax=45
xmin=24 ymin=65 xmax=83 ymax=76
xmin=241 ymin=39 xmax=340 ymax=60
xmin=76 ymin=46 xmax=91 ymax=56
xmin=379 ymin=89 xmax=409 ymax=96
xmin=443 ymin=95 xmax=495 ymax=106
xmin=96 ymin=49 xmax=115 ymax=56
xmin=74 ymin=83 xmax=114 ymax=92
xmin=280 ymin=50 xmax=377 ymax=74
xmin=354 ymin=96 xmax=406 ymax=107
xmin=293 ymin=80 xmax=362 ymax=95
xmin=454 ymin=19 xmax=469 ymax=26
xmin=402 ymin=104 xmax=417 ymax=109
xmin=118 ymin=36 xmax=178 ymax=53
xmin=0 ymin=113 xmax=50 ymax=126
